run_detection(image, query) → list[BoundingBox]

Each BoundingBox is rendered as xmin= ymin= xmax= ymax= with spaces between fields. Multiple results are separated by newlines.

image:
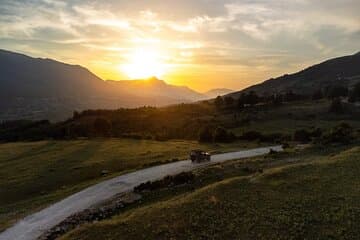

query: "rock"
xmin=119 ymin=192 xmax=142 ymax=204
xmin=39 ymin=191 xmax=142 ymax=240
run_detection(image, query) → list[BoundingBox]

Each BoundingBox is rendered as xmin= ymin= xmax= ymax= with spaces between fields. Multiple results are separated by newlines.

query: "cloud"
xmin=0 ymin=0 xmax=359 ymax=89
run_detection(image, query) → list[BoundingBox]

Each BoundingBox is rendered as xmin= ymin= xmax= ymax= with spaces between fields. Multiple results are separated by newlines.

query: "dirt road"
xmin=0 ymin=145 xmax=282 ymax=240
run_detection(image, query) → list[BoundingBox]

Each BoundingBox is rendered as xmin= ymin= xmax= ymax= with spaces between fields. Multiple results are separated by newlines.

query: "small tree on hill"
xmin=237 ymin=97 xmax=245 ymax=110
xmin=349 ymin=82 xmax=360 ymax=103
xmin=312 ymin=89 xmax=324 ymax=100
xmin=213 ymin=127 xmax=236 ymax=143
xmin=246 ymin=91 xmax=259 ymax=106
xmin=214 ymin=96 xmax=224 ymax=109
xmin=198 ymin=126 xmax=213 ymax=143
xmin=322 ymin=123 xmax=353 ymax=144
xmin=329 ymin=97 xmax=344 ymax=114
xmin=93 ymin=117 xmax=112 ymax=137
xmin=326 ymin=85 xmax=348 ymax=99
xmin=293 ymin=129 xmax=311 ymax=143
xmin=224 ymin=96 xmax=235 ymax=107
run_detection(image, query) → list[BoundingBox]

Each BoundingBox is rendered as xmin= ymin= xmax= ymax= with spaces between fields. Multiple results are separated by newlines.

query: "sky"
xmin=0 ymin=0 xmax=359 ymax=91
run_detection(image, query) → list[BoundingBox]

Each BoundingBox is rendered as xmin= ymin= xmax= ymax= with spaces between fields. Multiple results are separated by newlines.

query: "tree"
xmin=321 ymin=123 xmax=353 ymax=144
xmin=349 ymin=82 xmax=360 ymax=102
xmin=249 ymin=91 xmax=260 ymax=105
xmin=284 ymin=90 xmax=297 ymax=102
xmin=224 ymin=96 xmax=235 ymax=107
xmin=293 ymin=129 xmax=311 ymax=143
xmin=329 ymin=97 xmax=344 ymax=114
xmin=271 ymin=94 xmax=283 ymax=105
xmin=198 ymin=126 xmax=213 ymax=143
xmin=312 ymin=89 xmax=323 ymax=100
xmin=214 ymin=96 xmax=224 ymax=109
xmin=237 ymin=97 xmax=245 ymax=110
xmin=326 ymin=85 xmax=348 ymax=99
xmin=93 ymin=117 xmax=112 ymax=136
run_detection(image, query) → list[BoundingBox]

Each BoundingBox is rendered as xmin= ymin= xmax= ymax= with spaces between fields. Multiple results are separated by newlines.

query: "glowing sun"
xmin=121 ymin=48 xmax=167 ymax=79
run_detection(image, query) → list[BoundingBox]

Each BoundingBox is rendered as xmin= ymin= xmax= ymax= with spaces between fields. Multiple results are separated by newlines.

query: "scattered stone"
xmin=39 ymin=192 xmax=142 ymax=240
xmin=134 ymin=172 xmax=195 ymax=192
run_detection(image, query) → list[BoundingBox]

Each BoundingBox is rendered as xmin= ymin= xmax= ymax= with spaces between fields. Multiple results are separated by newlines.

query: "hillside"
xmin=228 ymin=51 xmax=360 ymax=97
xmin=60 ymin=145 xmax=360 ymax=240
xmin=0 ymin=50 xmax=207 ymax=121
xmin=203 ymin=88 xmax=234 ymax=98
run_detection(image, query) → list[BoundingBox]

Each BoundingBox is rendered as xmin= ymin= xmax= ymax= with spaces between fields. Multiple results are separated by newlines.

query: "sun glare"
xmin=121 ymin=48 xmax=167 ymax=79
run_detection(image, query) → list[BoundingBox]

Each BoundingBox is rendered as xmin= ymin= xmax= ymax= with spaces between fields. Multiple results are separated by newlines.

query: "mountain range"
xmin=228 ymin=51 xmax=360 ymax=98
xmin=0 ymin=49 xmax=234 ymax=121
xmin=1 ymin=49 xmax=359 ymax=121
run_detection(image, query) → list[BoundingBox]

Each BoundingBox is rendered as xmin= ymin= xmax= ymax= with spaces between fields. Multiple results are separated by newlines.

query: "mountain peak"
xmin=145 ymin=76 xmax=166 ymax=85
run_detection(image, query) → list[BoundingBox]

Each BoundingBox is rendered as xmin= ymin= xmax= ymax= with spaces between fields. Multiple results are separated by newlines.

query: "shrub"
xmin=213 ymin=127 xmax=235 ymax=143
xmin=239 ymin=131 xmax=262 ymax=141
xmin=293 ymin=129 xmax=311 ymax=143
xmin=260 ymin=133 xmax=285 ymax=143
xmin=329 ymin=97 xmax=344 ymax=114
xmin=224 ymin=96 xmax=235 ymax=107
xmin=198 ymin=126 xmax=213 ymax=143
xmin=312 ymin=89 xmax=324 ymax=100
xmin=321 ymin=123 xmax=354 ymax=144
xmin=214 ymin=96 xmax=224 ymax=109
xmin=134 ymin=172 xmax=195 ymax=192
xmin=349 ymin=82 xmax=360 ymax=102
xmin=326 ymin=85 xmax=348 ymax=99
xmin=93 ymin=117 xmax=112 ymax=137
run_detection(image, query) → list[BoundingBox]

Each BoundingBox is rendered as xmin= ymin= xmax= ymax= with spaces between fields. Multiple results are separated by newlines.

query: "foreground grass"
xmin=0 ymin=139 xmax=255 ymax=232
xmin=62 ymin=146 xmax=360 ymax=240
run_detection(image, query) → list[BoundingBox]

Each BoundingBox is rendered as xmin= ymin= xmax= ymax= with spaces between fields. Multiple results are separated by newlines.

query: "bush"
xmin=239 ymin=131 xmax=263 ymax=141
xmin=329 ymin=98 xmax=344 ymax=114
xmin=326 ymin=85 xmax=348 ymax=99
xmin=93 ymin=117 xmax=112 ymax=137
xmin=213 ymin=127 xmax=235 ymax=143
xmin=293 ymin=129 xmax=311 ymax=143
xmin=349 ymin=82 xmax=360 ymax=102
xmin=134 ymin=172 xmax=195 ymax=192
xmin=198 ymin=126 xmax=213 ymax=143
xmin=312 ymin=89 xmax=324 ymax=100
xmin=321 ymin=123 xmax=354 ymax=144
xmin=214 ymin=96 xmax=224 ymax=109
xmin=260 ymin=133 xmax=286 ymax=143
xmin=224 ymin=96 xmax=235 ymax=107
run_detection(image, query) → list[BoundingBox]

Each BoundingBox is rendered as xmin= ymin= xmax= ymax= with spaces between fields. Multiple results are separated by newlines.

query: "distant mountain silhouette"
xmin=203 ymin=88 xmax=234 ymax=98
xmin=107 ymin=77 xmax=205 ymax=102
xmin=0 ymin=50 xmax=207 ymax=121
xmin=228 ymin=51 xmax=360 ymax=97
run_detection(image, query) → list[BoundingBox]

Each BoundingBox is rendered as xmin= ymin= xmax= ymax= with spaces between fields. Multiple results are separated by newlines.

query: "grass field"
xmin=0 ymin=138 xmax=258 ymax=232
xmin=230 ymin=99 xmax=360 ymax=135
xmin=61 ymin=145 xmax=360 ymax=240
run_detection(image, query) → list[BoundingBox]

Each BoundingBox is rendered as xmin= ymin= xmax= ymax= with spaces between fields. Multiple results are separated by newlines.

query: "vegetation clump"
xmin=321 ymin=123 xmax=354 ymax=144
xmin=329 ymin=97 xmax=345 ymax=114
xmin=134 ymin=172 xmax=195 ymax=192
xmin=198 ymin=125 xmax=235 ymax=143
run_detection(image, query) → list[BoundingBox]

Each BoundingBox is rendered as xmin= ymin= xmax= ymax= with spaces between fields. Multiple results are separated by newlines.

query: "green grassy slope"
xmin=62 ymin=146 xmax=360 ymax=240
xmin=0 ymin=139 xmax=253 ymax=232
xmin=231 ymin=99 xmax=360 ymax=135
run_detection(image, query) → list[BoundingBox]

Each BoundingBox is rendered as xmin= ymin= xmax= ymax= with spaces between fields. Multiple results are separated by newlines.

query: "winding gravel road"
xmin=0 ymin=145 xmax=282 ymax=240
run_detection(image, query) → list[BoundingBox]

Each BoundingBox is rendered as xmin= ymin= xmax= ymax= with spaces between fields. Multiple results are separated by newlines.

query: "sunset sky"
xmin=1 ymin=0 xmax=359 ymax=91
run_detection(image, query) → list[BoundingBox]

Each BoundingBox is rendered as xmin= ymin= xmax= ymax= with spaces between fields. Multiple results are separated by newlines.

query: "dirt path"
xmin=0 ymin=145 xmax=282 ymax=240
